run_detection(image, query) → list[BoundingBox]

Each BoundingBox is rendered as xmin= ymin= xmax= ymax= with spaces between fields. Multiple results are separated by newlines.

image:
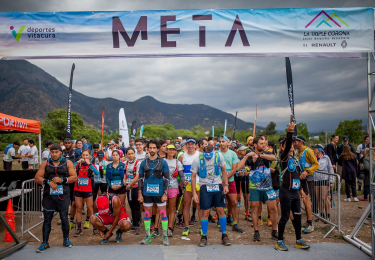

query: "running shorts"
xmin=199 ymin=184 xmax=226 ymax=210
xmin=74 ymin=190 xmax=93 ymax=199
xmin=143 ymin=195 xmax=167 ymax=207
xmin=249 ymin=189 xmax=276 ymax=204
xmin=94 ymin=212 xmax=131 ymax=226
xmin=186 ymin=183 xmax=200 ymax=192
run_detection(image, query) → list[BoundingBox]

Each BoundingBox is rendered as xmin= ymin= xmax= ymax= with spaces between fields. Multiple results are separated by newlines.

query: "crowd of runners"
xmin=33 ymin=122 xmax=320 ymax=252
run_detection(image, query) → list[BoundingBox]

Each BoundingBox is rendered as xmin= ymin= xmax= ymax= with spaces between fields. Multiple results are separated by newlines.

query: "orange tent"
xmin=0 ymin=113 xmax=41 ymax=134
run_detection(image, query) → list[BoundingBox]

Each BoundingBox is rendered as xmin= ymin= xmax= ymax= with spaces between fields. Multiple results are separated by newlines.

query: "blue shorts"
xmin=249 ymin=189 xmax=276 ymax=204
xmin=199 ymin=184 xmax=226 ymax=210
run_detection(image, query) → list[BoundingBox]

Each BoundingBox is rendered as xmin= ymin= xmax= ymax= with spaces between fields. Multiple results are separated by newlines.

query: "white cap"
xmin=177 ymin=137 xmax=182 ymax=140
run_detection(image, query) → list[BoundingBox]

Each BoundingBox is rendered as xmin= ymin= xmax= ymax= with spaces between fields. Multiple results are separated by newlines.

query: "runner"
xmin=293 ymin=135 xmax=319 ymax=233
xmin=219 ymin=136 xmax=244 ymax=233
xmin=178 ymin=138 xmax=200 ymax=237
xmin=90 ymin=193 xmax=131 ymax=244
xmin=138 ymin=140 xmax=170 ymax=246
xmin=135 ymin=138 xmax=148 ymax=163
xmin=275 ymin=122 xmax=310 ymax=251
xmin=106 ymin=150 xmax=127 ymax=205
xmin=34 ymin=143 xmax=77 ymax=252
xmin=118 ymin=135 xmax=125 ymax=147
xmin=235 ymin=145 xmax=250 ymax=219
xmin=246 ymin=136 xmax=254 ymax=152
xmin=191 ymin=145 xmax=231 ymax=246
xmin=238 ymin=136 xmax=277 ymax=241
xmin=75 ymin=140 xmax=83 ymax=157
xmin=124 ymin=148 xmax=141 ymax=235
xmin=198 ymin=138 xmax=208 ymax=153
xmin=106 ymin=140 xmax=117 ymax=161
xmin=93 ymin=150 xmax=107 ymax=210
xmin=73 ymin=149 xmax=99 ymax=237
xmin=165 ymin=144 xmax=186 ymax=237
xmin=158 ymin=140 xmax=167 ymax=158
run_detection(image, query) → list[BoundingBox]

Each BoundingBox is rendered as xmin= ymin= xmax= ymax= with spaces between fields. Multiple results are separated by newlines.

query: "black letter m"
xmin=112 ymin=16 xmax=147 ymax=48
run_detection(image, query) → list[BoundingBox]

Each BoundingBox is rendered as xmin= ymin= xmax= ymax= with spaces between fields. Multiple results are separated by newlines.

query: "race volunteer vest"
xmin=143 ymin=157 xmax=164 ymax=197
xmin=198 ymin=152 xmax=221 ymax=178
xmin=44 ymin=158 xmax=69 ymax=197
xmin=74 ymin=163 xmax=93 ymax=192
xmin=125 ymin=160 xmax=139 ymax=188
xmin=107 ymin=162 xmax=125 ymax=187
xmin=99 ymin=194 xmax=126 ymax=216
xmin=182 ymin=151 xmax=199 ymax=183
xmin=299 ymin=148 xmax=312 ymax=171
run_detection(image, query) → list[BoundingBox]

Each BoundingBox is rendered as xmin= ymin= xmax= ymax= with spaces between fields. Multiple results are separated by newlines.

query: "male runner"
xmin=90 ymin=193 xmax=131 ymax=244
xmin=191 ymin=145 xmax=231 ymax=246
xmin=138 ymin=140 xmax=170 ymax=246
xmin=158 ymin=140 xmax=167 ymax=158
xmin=34 ymin=144 xmax=77 ymax=252
xmin=135 ymin=138 xmax=148 ymax=163
xmin=238 ymin=136 xmax=277 ymax=241
xmin=219 ymin=136 xmax=244 ymax=233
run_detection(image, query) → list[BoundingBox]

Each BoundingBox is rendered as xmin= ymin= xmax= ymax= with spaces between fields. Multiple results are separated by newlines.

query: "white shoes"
xmin=344 ymin=198 xmax=351 ymax=202
xmin=353 ymin=197 xmax=359 ymax=202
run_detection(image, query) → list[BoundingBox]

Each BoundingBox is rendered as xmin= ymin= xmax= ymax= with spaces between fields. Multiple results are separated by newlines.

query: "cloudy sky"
xmin=1 ymin=0 xmax=374 ymax=133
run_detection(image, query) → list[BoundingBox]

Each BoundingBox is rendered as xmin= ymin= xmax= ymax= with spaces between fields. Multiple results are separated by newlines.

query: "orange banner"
xmin=0 ymin=113 xmax=41 ymax=134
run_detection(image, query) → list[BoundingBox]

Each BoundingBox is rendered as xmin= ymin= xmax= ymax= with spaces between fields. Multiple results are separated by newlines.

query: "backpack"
xmin=4 ymin=144 xmax=12 ymax=154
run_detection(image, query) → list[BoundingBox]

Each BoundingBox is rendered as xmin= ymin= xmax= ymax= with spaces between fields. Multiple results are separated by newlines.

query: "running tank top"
xmin=182 ymin=151 xmax=200 ymax=184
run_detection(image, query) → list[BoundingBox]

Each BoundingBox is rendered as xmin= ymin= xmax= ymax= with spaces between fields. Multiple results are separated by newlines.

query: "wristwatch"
xmin=164 ymin=190 xmax=168 ymax=195
xmin=224 ymin=184 xmax=229 ymax=187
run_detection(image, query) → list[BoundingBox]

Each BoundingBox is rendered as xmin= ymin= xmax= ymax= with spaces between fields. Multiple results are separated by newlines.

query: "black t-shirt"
xmin=245 ymin=151 xmax=272 ymax=169
xmin=271 ymin=161 xmax=281 ymax=190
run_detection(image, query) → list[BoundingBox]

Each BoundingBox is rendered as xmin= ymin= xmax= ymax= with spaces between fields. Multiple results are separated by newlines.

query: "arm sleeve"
xmin=162 ymin=160 xmax=170 ymax=191
xmin=89 ymin=164 xmax=99 ymax=175
xmin=177 ymin=161 xmax=185 ymax=182
xmin=138 ymin=161 xmax=145 ymax=191
xmin=280 ymin=132 xmax=293 ymax=161
xmin=106 ymin=164 xmax=111 ymax=185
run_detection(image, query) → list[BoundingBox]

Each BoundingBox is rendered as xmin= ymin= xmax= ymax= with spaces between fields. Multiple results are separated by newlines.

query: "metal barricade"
xmin=21 ymin=179 xmax=43 ymax=241
xmin=302 ymin=171 xmax=342 ymax=238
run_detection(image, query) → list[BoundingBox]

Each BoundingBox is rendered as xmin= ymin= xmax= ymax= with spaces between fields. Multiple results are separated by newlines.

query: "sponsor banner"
xmin=0 ymin=112 xmax=41 ymax=134
xmin=0 ymin=7 xmax=373 ymax=59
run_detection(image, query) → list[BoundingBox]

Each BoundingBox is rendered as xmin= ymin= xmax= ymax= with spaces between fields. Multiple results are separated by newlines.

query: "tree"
xmin=264 ymin=121 xmax=277 ymax=136
xmin=335 ymin=119 xmax=364 ymax=144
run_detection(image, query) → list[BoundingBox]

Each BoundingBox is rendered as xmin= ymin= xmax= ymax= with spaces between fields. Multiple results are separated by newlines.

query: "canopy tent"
xmin=0 ymin=113 xmax=42 ymax=167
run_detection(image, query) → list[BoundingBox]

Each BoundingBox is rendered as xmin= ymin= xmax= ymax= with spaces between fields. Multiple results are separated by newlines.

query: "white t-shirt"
xmin=135 ymin=152 xmax=147 ymax=163
xmin=191 ymin=153 xmax=226 ymax=186
xmin=28 ymin=146 xmax=38 ymax=165
xmin=125 ymin=160 xmax=140 ymax=186
xmin=18 ymin=145 xmax=30 ymax=161
xmin=3 ymin=147 xmax=16 ymax=162
xmin=166 ymin=158 xmax=184 ymax=189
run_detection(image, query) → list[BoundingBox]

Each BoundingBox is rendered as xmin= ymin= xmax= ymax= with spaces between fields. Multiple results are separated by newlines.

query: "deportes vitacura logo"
xmin=10 ymin=26 xmax=26 ymax=42
xmin=305 ymin=10 xmax=349 ymax=28
xmin=10 ymin=25 xmax=56 ymax=42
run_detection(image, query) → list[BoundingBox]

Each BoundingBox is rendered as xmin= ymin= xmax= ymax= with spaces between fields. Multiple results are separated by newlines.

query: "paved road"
xmin=5 ymin=243 xmax=371 ymax=260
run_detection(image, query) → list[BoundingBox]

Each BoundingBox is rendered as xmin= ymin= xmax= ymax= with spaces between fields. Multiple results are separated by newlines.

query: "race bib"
xmin=126 ymin=178 xmax=133 ymax=184
xmin=78 ymin=177 xmax=89 ymax=186
xmin=185 ymin=173 xmax=192 ymax=183
xmin=266 ymin=189 xmax=276 ymax=200
xmin=169 ymin=178 xmax=174 ymax=188
xmin=206 ymin=184 xmax=220 ymax=192
xmin=292 ymin=179 xmax=300 ymax=190
xmin=50 ymin=185 xmax=63 ymax=195
xmin=146 ymin=184 xmax=159 ymax=194
xmin=111 ymin=180 xmax=122 ymax=187
xmin=94 ymin=176 xmax=102 ymax=184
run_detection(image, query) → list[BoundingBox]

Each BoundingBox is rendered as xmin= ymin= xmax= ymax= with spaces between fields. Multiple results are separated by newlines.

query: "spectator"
xmin=362 ymin=148 xmax=374 ymax=201
xmin=26 ymin=140 xmax=38 ymax=169
xmin=18 ymin=138 xmax=30 ymax=170
xmin=166 ymin=138 xmax=171 ymax=144
xmin=337 ymin=136 xmax=355 ymax=179
xmin=340 ymin=145 xmax=358 ymax=202
xmin=60 ymin=141 xmax=66 ymax=151
xmin=42 ymin=141 xmax=53 ymax=162
xmin=81 ymin=135 xmax=87 ymax=143
xmin=129 ymin=138 xmax=135 ymax=148
xmin=3 ymin=141 xmax=21 ymax=171
xmin=118 ymin=135 xmax=125 ymax=148
xmin=356 ymin=135 xmax=369 ymax=160
xmin=326 ymin=134 xmax=339 ymax=173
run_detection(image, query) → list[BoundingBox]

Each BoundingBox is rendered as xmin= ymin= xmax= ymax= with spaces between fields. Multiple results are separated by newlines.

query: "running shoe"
xmin=63 ymin=239 xmax=73 ymax=248
xmin=135 ymin=227 xmax=141 ymax=235
xmin=295 ymin=239 xmax=310 ymax=249
xmin=74 ymin=229 xmax=82 ymax=237
xmin=150 ymin=228 xmax=160 ymax=238
xmin=253 ymin=231 xmax=261 ymax=241
xmin=189 ymin=220 xmax=196 ymax=226
xmin=93 ymin=229 xmax=99 ymax=236
xmin=232 ymin=224 xmax=245 ymax=233
xmin=69 ymin=222 xmax=75 ymax=230
xmin=199 ymin=226 xmax=203 ymax=236
xmin=177 ymin=221 xmax=185 ymax=228
xmin=227 ymin=216 xmax=234 ymax=226
xmin=167 ymin=227 xmax=173 ymax=237
xmin=182 ymin=227 xmax=190 ymax=236
xmin=267 ymin=218 xmax=272 ymax=227
xmin=344 ymin=198 xmax=351 ymax=202
xmin=221 ymin=234 xmax=231 ymax=246
xmin=217 ymin=221 xmax=221 ymax=229
xmin=36 ymin=241 xmax=49 ymax=253
xmin=275 ymin=240 xmax=288 ymax=251
xmin=302 ymin=223 xmax=314 ymax=234
xmin=208 ymin=215 xmax=216 ymax=223
xmin=190 ymin=215 xmax=196 ymax=223
xmin=237 ymin=201 xmax=242 ymax=208
xmin=83 ymin=220 xmax=90 ymax=229
xmin=271 ymin=230 xmax=279 ymax=240
xmin=140 ymin=235 xmax=152 ymax=245
xmin=258 ymin=219 xmax=263 ymax=226
xmin=199 ymin=236 xmax=208 ymax=247
xmin=162 ymin=235 xmax=170 ymax=246
xmin=115 ymin=229 xmax=123 ymax=243
xmin=353 ymin=197 xmax=359 ymax=202
xmin=101 ymin=238 xmax=109 ymax=245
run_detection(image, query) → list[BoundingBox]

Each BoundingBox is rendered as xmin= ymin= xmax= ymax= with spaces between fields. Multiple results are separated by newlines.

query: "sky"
xmin=1 ymin=0 xmax=374 ymax=133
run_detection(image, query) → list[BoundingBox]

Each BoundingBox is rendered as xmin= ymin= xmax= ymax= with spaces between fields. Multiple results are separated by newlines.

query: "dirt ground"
xmin=0 ymin=193 xmax=371 ymax=248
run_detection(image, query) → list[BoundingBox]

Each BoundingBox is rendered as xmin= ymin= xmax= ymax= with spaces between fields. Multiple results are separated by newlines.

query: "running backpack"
xmin=4 ymin=144 xmax=12 ymax=154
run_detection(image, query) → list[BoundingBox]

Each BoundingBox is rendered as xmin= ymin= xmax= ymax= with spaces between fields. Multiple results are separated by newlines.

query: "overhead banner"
xmin=0 ymin=7 xmax=373 ymax=59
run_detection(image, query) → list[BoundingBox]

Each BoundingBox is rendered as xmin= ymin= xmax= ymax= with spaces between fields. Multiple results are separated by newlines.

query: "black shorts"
xmin=235 ymin=176 xmax=249 ymax=194
xmin=42 ymin=194 xmax=70 ymax=211
xmin=74 ymin=190 xmax=93 ymax=198
xmin=143 ymin=195 xmax=165 ymax=207
xmin=199 ymin=184 xmax=226 ymax=210
xmin=108 ymin=185 xmax=127 ymax=195
xmin=301 ymin=179 xmax=309 ymax=195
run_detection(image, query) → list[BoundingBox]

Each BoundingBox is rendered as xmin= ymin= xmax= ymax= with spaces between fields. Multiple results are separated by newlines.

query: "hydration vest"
xmin=143 ymin=157 xmax=164 ymax=197
xmin=75 ymin=163 xmax=94 ymax=192
xmin=279 ymin=155 xmax=301 ymax=182
xmin=298 ymin=148 xmax=312 ymax=171
xmin=198 ymin=152 xmax=221 ymax=178
xmin=44 ymin=158 xmax=69 ymax=195
xmin=107 ymin=162 xmax=125 ymax=180
xmin=99 ymin=193 xmax=126 ymax=215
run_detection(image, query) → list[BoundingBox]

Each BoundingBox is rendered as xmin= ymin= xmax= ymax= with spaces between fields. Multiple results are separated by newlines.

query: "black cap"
xmin=342 ymin=136 xmax=349 ymax=141
xmin=293 ymin=135 xmax=305 ymax=143
xmin=97 ymin=150 xmax=104 ymax=158
xmin=118 ymin=135 xmax=122 ymax=138
xmin=50 ymin=143 xmax=62 ymax=152
xmin=93 ymin=143 xmax=100 ymax=149
xmin=82 ymin=135 xmax=86 ymax=139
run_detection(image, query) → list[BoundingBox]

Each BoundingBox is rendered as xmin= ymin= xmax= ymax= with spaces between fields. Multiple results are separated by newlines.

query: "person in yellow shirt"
xmin=293 ymin=135 xmax=319 ymax=233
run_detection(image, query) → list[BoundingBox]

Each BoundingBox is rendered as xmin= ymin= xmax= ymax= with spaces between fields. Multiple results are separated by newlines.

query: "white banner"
xmin=0 ymin=7 xmax=373 ymax=59
xmin=119 ymin=108 xmax=129 ymax=147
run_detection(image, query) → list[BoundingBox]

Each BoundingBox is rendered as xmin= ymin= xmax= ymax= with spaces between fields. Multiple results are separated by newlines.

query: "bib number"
xmin=169 ymin=178 xmax=174 ymax=188
xmin=292 ymin=179 xmax=300 ymax=190
xmin=146 ymin=184 xmax=159 ymax=194
xmin=206 ymin=184 xmax=220 ymax=192
xmin=50 ymin=185 xmax=63 ymax=195
xmin=185 ymin=173 xmax=192 ymax=183
xmin=111 ymin=180 xmax=122 ymax=187
xmin=94 ymin=176 xmax=102 ymax=184
xmin=78 ymin=177 xmax=89 ymax=186
xmin=266 ymin=189 xmax=276 ymax=200
xmin=126 ymin=178 xmax=133 ymax=184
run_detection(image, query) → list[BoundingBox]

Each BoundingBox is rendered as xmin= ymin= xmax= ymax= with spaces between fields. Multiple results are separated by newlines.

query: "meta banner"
xmin=0 ymin=7 xmax=373 ymax=59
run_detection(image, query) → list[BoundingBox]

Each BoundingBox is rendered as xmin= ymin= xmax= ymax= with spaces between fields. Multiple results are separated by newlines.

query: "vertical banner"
xmin=285 ymin=57 xmax=297 ymax=135
xmin=101 ymin=107 xmax=105 ymax=151
xmin=224 ymin=119 xmax=227 ymax=137
xmin=140 ymin=125 xmax=144 ymax=138
xmin=65 ymin=63 xmax=75 ymax=139
xmin=232 ymin=111 xmax=238 ymax=140
xmin=130 ymin=121 xmax=137 ymax=139
xmin=119 ymin=108 xmax=129 ymax=147
xmin=253 ymin=104 xmax=257 ymax=138
xmin=212 ymin=126 xmax=214 ymax=138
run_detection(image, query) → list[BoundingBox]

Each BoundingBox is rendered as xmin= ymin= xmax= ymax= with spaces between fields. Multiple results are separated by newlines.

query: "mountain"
xmin=0 ymin=60 xmax=256 ymax=132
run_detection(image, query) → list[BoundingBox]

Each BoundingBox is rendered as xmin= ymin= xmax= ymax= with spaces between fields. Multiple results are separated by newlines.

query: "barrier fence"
xmin=21 ymin=179 xmax=43 ymax=241
xmin=302 ymin=171 xmax=342 ymax=238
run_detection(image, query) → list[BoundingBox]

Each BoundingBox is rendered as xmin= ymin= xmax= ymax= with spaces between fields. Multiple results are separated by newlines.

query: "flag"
xmin=224 ymin=119 xmax=227 ymax=137
xmin=65 ymin=63 xmax=75 ymax=139
xmin=101 ymin=107 xmax=104 ymax=151
xmin=119 ymin=108 xmax=129 ymax=147
xmin=212 ymin=126 xmax=214 ymax=138
xmin=232 ymin=111 xmax=238 ymax=140
xmin=253 ymin=104 xmax=257 ymax=138
xmin=130 ymin=121 xmax=137 ymax=139
xmin=285 ymin=57 xmax=297 ymax=135
xmin=140 ymin=125 xmax=144 ymax=138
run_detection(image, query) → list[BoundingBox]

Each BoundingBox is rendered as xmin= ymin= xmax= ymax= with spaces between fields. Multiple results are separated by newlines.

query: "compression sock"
xmin=77 ymin=221 xmax=82 ymax=230
xmin=201 ymin=219 xmax=208 ymax=236
xmin=144 ymin=210 xmax=151 ymax=236
xmin=219 ymin=216 xmax=227 ymax=234
xmin=160 ymin=209 xmax=168 ymax=237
